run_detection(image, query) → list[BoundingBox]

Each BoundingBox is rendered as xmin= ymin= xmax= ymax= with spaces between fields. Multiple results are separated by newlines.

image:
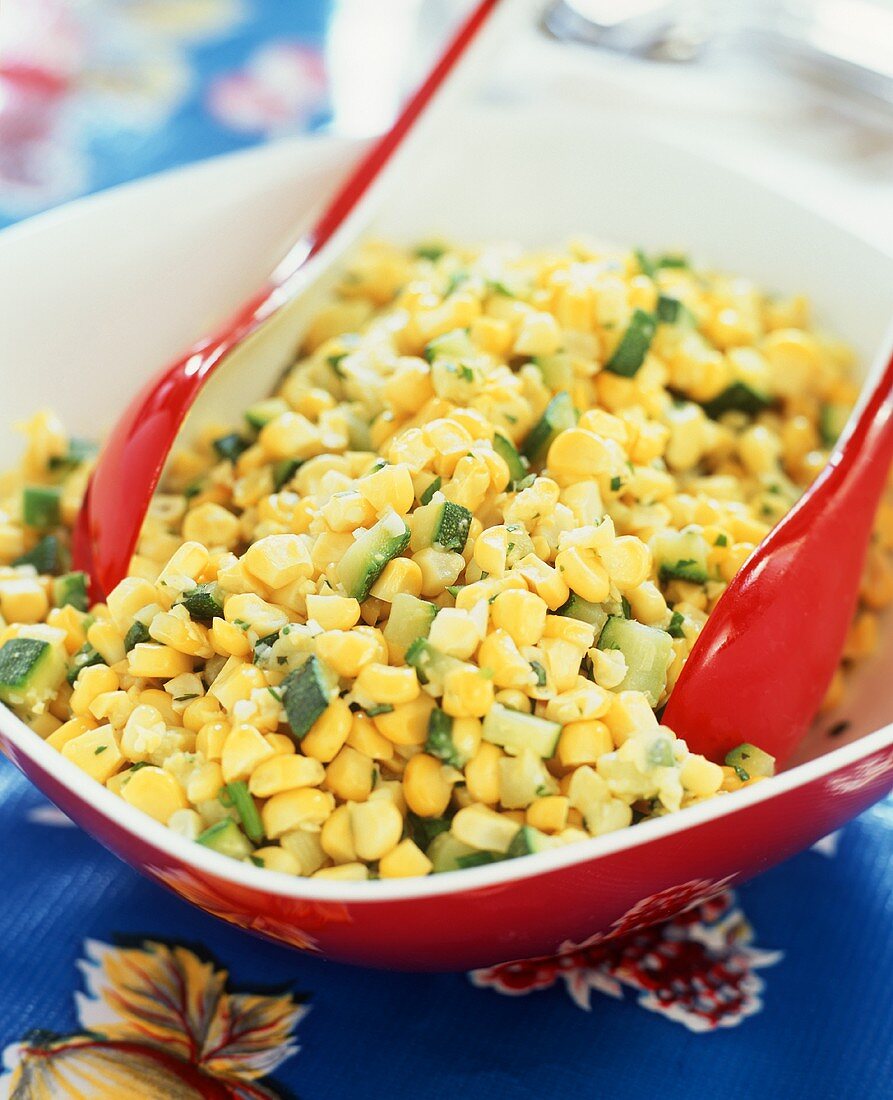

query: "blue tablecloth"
xmin=1 ymin=4 xmax=892 ymax=1097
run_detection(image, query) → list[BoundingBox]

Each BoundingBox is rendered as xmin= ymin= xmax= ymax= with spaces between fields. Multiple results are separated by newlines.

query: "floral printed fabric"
xmin=2 ymin=3 xmax=893 ymax=1096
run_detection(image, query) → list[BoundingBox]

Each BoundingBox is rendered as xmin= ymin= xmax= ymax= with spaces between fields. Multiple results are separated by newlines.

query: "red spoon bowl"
xmin=1 ymin=110 xmax=892 ymax=970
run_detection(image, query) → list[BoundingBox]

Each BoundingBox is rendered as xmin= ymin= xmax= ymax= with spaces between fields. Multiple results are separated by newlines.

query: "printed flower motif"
xmin=148 ymin=862 xmax=351 ymax=953
xmin=470 ymin=887 xmax=781 ymax=1033
xmin=207 ymin=43 xmax=328 ymax=134
xmin=0 ymin=0 xmax=245 ymax=216
xmin=825 ymin=749 xmax=893 ymax=795
xmin=0 ymin=939 xmax=307 ymax=1098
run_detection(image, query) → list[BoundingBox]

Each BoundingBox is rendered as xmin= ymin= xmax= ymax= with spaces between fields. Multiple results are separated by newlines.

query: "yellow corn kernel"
xmin=187 ymin=761 xmax=224 ymax=803
xmin=514 ymin=554 xmax=569 ymax=610
xmin=259 ymin=411 xmax=321 ymax=461
xmin=465 ymin=742 xmax=502 ymax=805
xmin=442 ymin=664 xmax=495 ymax=718
xmin=679 ymin=753 xmax=724 ymax=797
xmin=599 ymin=536 xmax=651 ymax=590
xmin=223 ymin=593 xmax=288 ymax=638
xmin=220 ymin=723 xmax=276 ymax=783
xmin=70 ymin=665 xmax=120 ymax=717
xmin=452 ymin=803 xmax=520 ymax=853
xmin=127 ymin=643 xmax=194 ymax=680
xmin=301 ymin=697 xmax=353 ymax=762
xmin=157 ymin=541 xmax=209 ymax=589
xmin=264 ymin=732 xmax=296 ymax=755
xmin=120 ymin=765 xmax=188 ymax=824
xmin=137 ymin=689 xmax=179 ymax=726
xmin=358 ymin=462 xmax=415 ymax=515
xmin=86 ymin=621 xmax=126 ymax=666
xmin=60 ymin=724 xmax=123 ymax=783
xmin=320 ymin=803 xmax=357 ymax=863
xmin=542 ymin=615 xmax=596 ymax=649
xmin=603 ymin=691 xmax=659 ymax=745
xmin=182 ymin=502 xmax=241 ymax=550
xmin=346 ymin=713 xmax=395 ymax=761
xmin=312 ymin=863 xmax=369 ymax=881
xmin=324 ymin=745 xmax=375 ymax=802
xmin=473 ymin=526 xmax=508 ymax=577
xmin=251 ymin=847 xmax=301 ymax=875
xmin=305 ymin=594 xmax=361 ymax=632
xmin=263 ymin=787 xmax=335 ymax=839
xmin=249 ymin=753 xmax=325 ymax=797
xmin=403 ymin=753 xmax=453 ymax=817
xmin=379 ymin=838 xmax=433 ymax=878
xmin=557 ymin=720 xmax=613 ymax=767
xmin=412 ymin=547 xmax=466 ymax=598
xmin=315 ymin=629 xmax=379 ymax=678
xmin=243 ymin=534 xmax=313 ymax=588
xmin=370 ymin=557 xmax=423 ymax=602
xmin=349 ymin=797 xmax=403 ymax=861
xmin=547 ymin=428 xmax=615 ymax=484
xmin=0 ymin=578 xmax=48 ymax=624
xmin=554 ymin=546 xmax=610 ymax=604
xmin=355 ymin=663 xmax=420 ymax=705
xmin=46 ymin=606 xmax=89 ymax=655
xmin=372 ymin=693 xmax=435 ymax=746
xmin=47 ymin=715 xmax=97 ymax=752
xmin=477 ymin=630 xmax=535 ymax=689
xmin=490 ymin=589 xmax=548 ymax=647
xmin=183 ymin=695 xmax=223 ymax=733
xmin=209 ymin=661 xmax=266 ymax=712
xmin=209 ymin=616 xmax=252 ymax=658
xmin=527 ymin=795 xmax=570 ymax=834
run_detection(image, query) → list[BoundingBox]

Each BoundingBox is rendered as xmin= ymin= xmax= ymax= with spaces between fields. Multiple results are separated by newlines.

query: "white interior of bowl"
xmin=1 ymin=103 xmax=892 ymax=900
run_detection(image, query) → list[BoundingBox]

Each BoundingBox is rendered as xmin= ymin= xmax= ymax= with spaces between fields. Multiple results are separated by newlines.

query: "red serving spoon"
xmin=663 ymin=337 xmax=893 ymax=766
xmin=72 ymin=0 xmax=508 ymax=600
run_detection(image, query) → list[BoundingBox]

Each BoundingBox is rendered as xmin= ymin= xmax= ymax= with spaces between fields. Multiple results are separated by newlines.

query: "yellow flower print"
xmin=1 ymin=939 xmax=308 ymax=1098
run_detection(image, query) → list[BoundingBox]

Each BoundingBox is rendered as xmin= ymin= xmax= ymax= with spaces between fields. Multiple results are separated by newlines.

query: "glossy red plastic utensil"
xmin=664 ymin=337 xmax=893 ymax=768
xmin=72 ymin=0 xmax=505 ymax=600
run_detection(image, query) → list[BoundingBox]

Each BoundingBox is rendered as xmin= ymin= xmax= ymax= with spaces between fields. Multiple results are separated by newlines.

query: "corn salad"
xmin=0 ymin=237 xmax=889 ymax=881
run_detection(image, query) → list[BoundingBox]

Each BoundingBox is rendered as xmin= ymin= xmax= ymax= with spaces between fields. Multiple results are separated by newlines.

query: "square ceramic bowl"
xmin=1 ymin=105 xmax=892 ymax=971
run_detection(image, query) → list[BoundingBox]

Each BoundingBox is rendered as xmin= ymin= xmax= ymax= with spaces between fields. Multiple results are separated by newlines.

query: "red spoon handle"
xmin=664 ymin=342 xmax=893 ymax=766
xmin=73 ymin=0 xmax=504 ymax=600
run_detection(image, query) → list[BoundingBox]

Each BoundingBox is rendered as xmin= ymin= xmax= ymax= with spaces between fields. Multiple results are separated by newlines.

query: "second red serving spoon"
xmin=663 ymin=336 xmax=893 ymax=767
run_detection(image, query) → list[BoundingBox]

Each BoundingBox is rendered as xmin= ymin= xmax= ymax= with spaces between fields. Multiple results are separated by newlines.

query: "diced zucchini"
xmin=482 ymin=703 xmax=561 ymax=759
xmin=427 ymin=831 xmax=480 ymax=873
xmin=23 ymin=486 xmax=61 ymax=529
xmin=225 ymin=780 xmax=265 ymax=844
xmin=124 ymin=621 xmax=151 ymax=652
xmin=245 ymin=397 xmax=289 ymax=431
xmin=557 ymin=594 xmax=609 ymax=633
xmin=48 ymin=437 xmax=97 ymax=473
xmin=404 ymin=639 xmax=463 ymax=688
xmin=702 ymin=381 xmax=771 ymax=419
xmin=212 ymin=433 xmax=251 ymax=463
xmin=0 ymin=637 xmax=66 ymax=710
xmin=411 ymin=500 xmax=472 ymax=554
xmin=522 ymin=391 xmax=577 ymax=464
xmin=597 ymin=616 xmax=673 ymax=707
xmin=67 ymin=643 xmax=106 ymax=685
xmin=533 ymin=352 xmax=574 ymax=391
xmin=724 ymin=742 xmax=776 ymax=781
xmin=273 ymin=458 xmax=302 ymax=491
xmin=820 ymin=403 xmax=850 ymax=447
xmin=196 ymin=818 xmax=254 ymax=860
xmin=178 ymin=582 xmax=225 ymax=624
xmin=425 ymin=707 xmax=470 ymax=767
xmin=282 ymin=655 xmax=335 ymax=741
xmin=52 ymin=572 xmax=89 ymax=612
xmin=337 ymin=509 xmax=411 ymax=602
xmin=507 ymin=824 xmax=558 ymax=858
xmin=423 ymin=328 xmax=474 ymax=363
xmin=493 ymin=433 xmax=528 ymax=484
xmin=406 ymin=811 xmax=451 ymax=850
xmin=456 ymin=850 xmax=503 ymax=868
xmin=13 ymin=535 xmax=66 ymax=575
xmin=419 ymin=476 xmax=442 ymax=505
xmin=383 ymin=593 xmax=437 ymax=662
xmin=650 ymin=528 xmax=710 ymax=583
xmin=604 ymin=309 xmax=657 ymax=377
xmin=656 ymin=295 xmax=696 ymax=326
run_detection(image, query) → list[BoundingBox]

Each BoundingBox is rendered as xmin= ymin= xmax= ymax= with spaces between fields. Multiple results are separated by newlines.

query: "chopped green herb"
xmin=124 ymin=621 xmax=151 ymax=652
xmin=715 ymin=534 xmax=728 ymax=547
xmin=610 ymin=476 xmax=623 ymax=492
xmin=174 ymin=694 xmax=199 ymax=703
xmin=327 ymin=352 xmax=348 ymax=378
xmin=414 ymin=243 xmax=446 ymax=262
xmin=94 ymin=745 xmax=108 ymax=755
xmin=249 ymin=855 xmax=265 ymax=868
xmin=529 ymin=661 xmax=547 ymax=688
xmin=225 ymin=780 xmax=265 ymax=844
xmin=364 ymin=703 xmax=394 ymax=717
xmin=667 ymin=611 xmax=686 ymax=638
xmin=212 ymin=433 xmax=251 ymax=463
xmin=621 ymin=596 xmax=632 ymax=619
